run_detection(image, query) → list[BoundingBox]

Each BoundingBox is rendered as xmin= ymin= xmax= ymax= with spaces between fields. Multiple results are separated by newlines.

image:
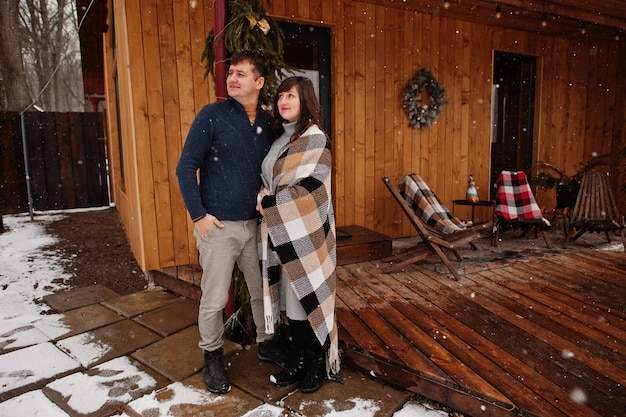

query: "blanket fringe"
xmin=264 ymin=297 xmax=275 ymax=335
xmin=327 ymin=343 xmax=340 ymax=376
xmin=326 ymin=319 xmax=340 ymax=377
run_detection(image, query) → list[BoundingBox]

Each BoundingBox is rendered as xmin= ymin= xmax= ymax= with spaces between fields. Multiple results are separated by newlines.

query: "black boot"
xmin=269 ymin=349 xmax=307 ymax=386
xmin=257 ymin=336 xmax=288 ymax=368
xmin=202 ymin=348 xmax=230 ymax=394
xmin=291 ymin=318 xmax=328 ymax=393
xmin=269 ymin=319 xmax=308 ymax=386
xmin=301 ymin=350 xmax=327 ymax=393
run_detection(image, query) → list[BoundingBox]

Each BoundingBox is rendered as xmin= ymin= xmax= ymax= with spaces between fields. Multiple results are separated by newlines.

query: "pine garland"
xmin=402 ymin=68 xmax=449 ymax=129
xmin=223 ymin=265 xmax=254 ymax=345
xmin=202 ymin=0 xmax=293 ymax=104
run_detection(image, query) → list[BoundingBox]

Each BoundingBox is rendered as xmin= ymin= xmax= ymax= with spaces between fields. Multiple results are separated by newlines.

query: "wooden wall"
xmin=104 ymin=0 xmax=626 ymax=271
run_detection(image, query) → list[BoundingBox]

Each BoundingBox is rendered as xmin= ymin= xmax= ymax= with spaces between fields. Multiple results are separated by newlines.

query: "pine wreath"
xmin=202 ymin=0 xmax=293 ymax=105
xmin=402 ymin=68 xmax=449 ymax=129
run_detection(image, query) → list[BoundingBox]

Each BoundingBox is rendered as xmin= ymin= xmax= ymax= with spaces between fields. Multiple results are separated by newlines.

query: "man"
xmin=176 ymin=49 xmax=284 ymax=394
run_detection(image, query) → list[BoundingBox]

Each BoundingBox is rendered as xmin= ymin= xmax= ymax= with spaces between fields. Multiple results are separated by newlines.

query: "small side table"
xmin=452 ymin=199 xmax=495 ymax=223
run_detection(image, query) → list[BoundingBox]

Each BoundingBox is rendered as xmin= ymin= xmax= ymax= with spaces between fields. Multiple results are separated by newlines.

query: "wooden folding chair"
xmin=381 ymin=174 xmax=492 ymax=280
xmin=564 ymin=171 xmax=626 ymax=251
xmin=492 ymin=171 xmax=551 ymax=248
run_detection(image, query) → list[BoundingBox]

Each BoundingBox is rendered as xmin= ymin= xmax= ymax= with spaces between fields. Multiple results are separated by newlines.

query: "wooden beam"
xmin=211 ymin=0 xmax=233 ymax=315
xmin=214 ymin=0 xmax=227 ymax=101
xmin=358 ymin=0 xmax=625 ymax=40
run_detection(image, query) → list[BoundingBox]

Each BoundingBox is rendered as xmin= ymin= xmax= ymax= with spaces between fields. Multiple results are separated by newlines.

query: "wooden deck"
xmin=336 ymin=249 xmax=626 ymax=417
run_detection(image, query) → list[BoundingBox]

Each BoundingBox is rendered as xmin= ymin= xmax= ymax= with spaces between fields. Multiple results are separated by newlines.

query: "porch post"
xmin=213 ymin=0 xmax=234 ymax=316
xmin=213 ymin=0 xmax=227 ymax=102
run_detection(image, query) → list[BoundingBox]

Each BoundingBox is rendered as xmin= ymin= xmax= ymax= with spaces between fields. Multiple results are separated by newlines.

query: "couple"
xmin=176 ymin=49 xmax=339 ymax=395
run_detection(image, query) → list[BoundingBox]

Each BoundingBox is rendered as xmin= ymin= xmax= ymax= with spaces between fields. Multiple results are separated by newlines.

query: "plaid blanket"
xmin=400 ymin=174 xmax=466 ymax=234
xmin=494 ymin=171 xmax=550 ymax=226
xmin=258 ymin=125 xmax=339 ymax=374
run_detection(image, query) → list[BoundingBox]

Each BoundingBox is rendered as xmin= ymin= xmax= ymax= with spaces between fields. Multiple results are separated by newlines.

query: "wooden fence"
xmin=0 ymin=112 xmax=110 ymax=215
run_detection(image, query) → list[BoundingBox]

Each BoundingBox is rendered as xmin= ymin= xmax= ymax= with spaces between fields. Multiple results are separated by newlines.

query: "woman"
xmin=257 ymin=76 xmax=340 ymax=393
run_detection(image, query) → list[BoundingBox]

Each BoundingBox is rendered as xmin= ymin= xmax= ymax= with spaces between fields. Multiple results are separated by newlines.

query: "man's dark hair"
xmin=230 ymin=49 xmax=268 ymax=79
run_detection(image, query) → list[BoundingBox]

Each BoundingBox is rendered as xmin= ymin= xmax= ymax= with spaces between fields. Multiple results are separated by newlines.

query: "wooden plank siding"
xmin=106 ymin=0 xmax=215 ymax=269
xmin=103 ymin=0 xmax=626 ymax=271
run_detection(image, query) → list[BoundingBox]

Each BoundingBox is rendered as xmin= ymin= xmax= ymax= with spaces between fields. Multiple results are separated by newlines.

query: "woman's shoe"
xmin=257 ymin=336 xmax=288 ymax=368
xmin=300 ymin=352 xmax=326 ymax=393
xmin=269 ymin=352 xmax=306 ymax=386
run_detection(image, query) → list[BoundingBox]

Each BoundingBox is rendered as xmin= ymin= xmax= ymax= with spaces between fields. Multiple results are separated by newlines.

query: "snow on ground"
xmin=393 ymin=401 xmax=448 ymax=417
xmin=56 ymin=332 xmax=112 ymax=368
xmin=123 ymin=381 xmax=226 ymax=415
xmin=300 ymin=397 xmax=382 ymax=416
xmin=0 ymin=390 xmax=69 ymax=417
xmin=0 ymin=342 xmax=80 ymax=396
xmin=0 ymin=213 xmax=69 ymax=323
xmin=0 ymin=213 xmax=71 ymax=355
xmin=45 ymin=356 xmax=158 ymax=415
xmin=0 ymin=212 xmax=448 ymax=417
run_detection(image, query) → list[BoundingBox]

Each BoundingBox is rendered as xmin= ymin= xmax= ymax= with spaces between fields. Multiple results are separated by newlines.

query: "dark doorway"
xmin=279 ymin=22 xmax=331 ymax=135
xmin=490 ymin=51 xmax=537 ymax=199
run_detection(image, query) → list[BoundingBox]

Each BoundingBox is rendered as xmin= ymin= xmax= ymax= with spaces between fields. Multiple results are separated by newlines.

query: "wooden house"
xmin=101 ymin=0 xmax=626 ymax=279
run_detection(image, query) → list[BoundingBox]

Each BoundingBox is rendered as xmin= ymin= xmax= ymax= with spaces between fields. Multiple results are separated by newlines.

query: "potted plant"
xmin=534 ymin=150 xmax=625 ymax=209
xmin=533 ymin=162 xmax=581 ymax=209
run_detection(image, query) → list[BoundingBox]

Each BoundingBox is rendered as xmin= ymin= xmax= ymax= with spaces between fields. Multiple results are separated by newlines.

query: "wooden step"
xmin=336 ymin=225 xmax=392 ymax=265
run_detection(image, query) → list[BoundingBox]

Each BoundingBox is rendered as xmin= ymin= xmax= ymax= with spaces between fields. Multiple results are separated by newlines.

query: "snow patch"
xmin=239 ymin=403 xmax=284 ymax=417
xmin=126 ymin=381 xmax=224 ymax=416
xmin=56 ymin=332 xmax=111 ymax=368
xmin=0 ymin=390 xmax=69 ymax=417
xmin=0 ymin=214 xmax=69 ymax=325
xmin=0 ymin=342 xmax=79 ymax=395
xmin=301 ymin=397 xmax=381 ymax=417
xmin=392 ymin=400 xmax=449 ymax=416
xmin=46 ymin=356 xmax=157 ymax=414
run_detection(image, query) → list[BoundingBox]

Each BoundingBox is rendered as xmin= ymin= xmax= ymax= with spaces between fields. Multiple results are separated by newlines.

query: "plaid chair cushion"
xmin=400 ymin=174 xmax=466 ymax=234
xmin=494 ymin=171 xmax=550 ymax=226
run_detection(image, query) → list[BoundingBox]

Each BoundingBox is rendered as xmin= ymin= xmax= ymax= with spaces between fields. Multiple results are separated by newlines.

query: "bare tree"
xmin=0 ymin=0 xmax=32 ymax=111
xmin=0 ymin=0 xmax=84 ymax=112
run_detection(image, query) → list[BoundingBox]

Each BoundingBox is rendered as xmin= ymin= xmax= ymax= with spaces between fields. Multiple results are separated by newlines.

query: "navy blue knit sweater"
xmin=176 ymin=97 xmax=272 ymax=222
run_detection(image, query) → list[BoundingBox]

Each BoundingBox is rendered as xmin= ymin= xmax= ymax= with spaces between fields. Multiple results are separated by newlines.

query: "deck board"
xmin=462 ymin=271 xmax=626 ymax=382
xmin=407 ymin=266 xmax=589 ymax=417
xmin=547 ymin=253 xmax=626 ymax=294
xmin=342 ymin=263 xmax=514 ymax=407
xmin=514 ymin=260 xmax=625 ymax=312
xmin=461 ymin=272 xmax=625 ymax=399
xmin=471 ymin=269 xmax=625 ymax=414
xmin=337 ymin=266 xmax=452 ymax=385
xmin=336 ymin=249 xmax=626 ymax=417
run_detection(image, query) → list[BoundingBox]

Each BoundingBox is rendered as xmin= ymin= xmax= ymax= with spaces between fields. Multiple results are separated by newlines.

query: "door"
xmin=490 ymin=52 xmax=537 ymax=199
xmin=278 ymin=22 xmax=331 ymax=134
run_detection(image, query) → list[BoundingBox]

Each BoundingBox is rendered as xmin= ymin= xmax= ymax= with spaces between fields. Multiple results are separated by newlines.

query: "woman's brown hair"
xmin=271 ymin=76 xmax=326 ymax=142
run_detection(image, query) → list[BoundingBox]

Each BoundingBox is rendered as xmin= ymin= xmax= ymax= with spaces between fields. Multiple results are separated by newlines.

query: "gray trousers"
xmin=281 ymin=269 xmax=307 ymax=321
xmin=195 ymin=219 xmax=269 ymax=352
